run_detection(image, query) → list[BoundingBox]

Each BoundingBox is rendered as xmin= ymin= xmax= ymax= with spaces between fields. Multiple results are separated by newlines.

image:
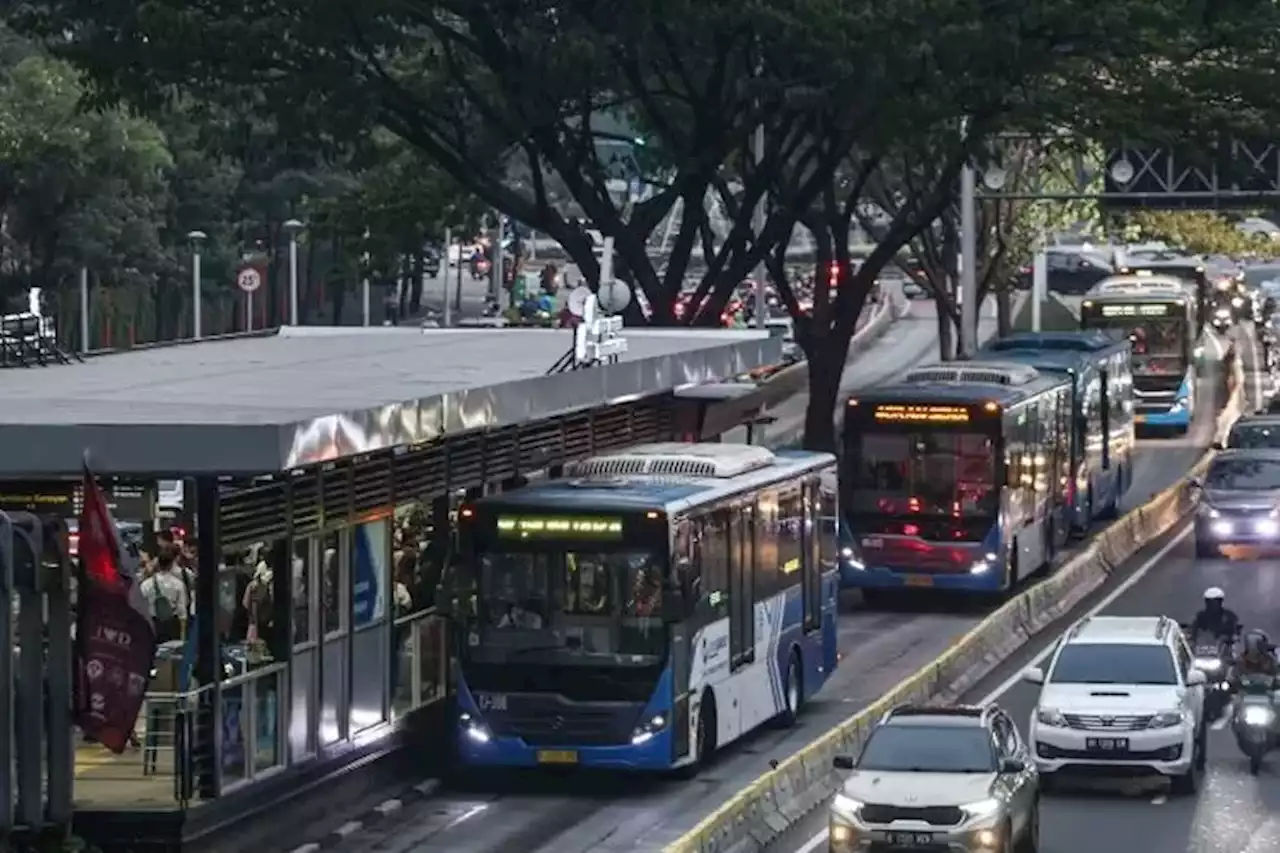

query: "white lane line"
xmin=791 ymin=523 xmax=1194 ymax=853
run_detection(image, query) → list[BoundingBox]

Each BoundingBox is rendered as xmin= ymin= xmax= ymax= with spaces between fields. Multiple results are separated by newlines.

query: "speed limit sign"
xmin=236 ymin=267 xmax=262 ymax=293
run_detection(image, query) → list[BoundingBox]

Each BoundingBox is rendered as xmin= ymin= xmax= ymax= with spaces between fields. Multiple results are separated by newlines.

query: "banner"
xmin=74 ymin=460 xmax=157 ymax=754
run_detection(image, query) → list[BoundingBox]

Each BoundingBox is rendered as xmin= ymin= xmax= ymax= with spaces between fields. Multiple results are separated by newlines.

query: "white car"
xmin=1022 ymin=615 xmax=1207 ymax=793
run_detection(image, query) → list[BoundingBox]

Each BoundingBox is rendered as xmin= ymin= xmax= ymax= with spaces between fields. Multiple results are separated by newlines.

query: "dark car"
xmin=1221 ymin=415 xmax=1280 ymax=449
xmin=1015 ymin=248 xmax=1115 ymax=294
xmin=1192 ymin=449 xmax=1280 ymax=557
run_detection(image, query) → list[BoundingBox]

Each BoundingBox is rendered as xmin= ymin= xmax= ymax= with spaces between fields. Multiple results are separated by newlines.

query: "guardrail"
xmin=664 ymin=350 xmax=1244 ymax=853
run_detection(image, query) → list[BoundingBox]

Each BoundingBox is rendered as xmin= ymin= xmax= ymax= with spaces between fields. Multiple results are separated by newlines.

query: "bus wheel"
xmin=776 ymin=650 xmax=804 ymax=728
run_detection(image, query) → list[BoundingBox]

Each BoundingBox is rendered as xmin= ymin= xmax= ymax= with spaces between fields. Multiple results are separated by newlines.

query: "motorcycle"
xmin=1232 ymin=673 xmax=1279 ymax=775
xmin=1211 ymin=305 xmax=1233 ymax=333
xmin=1191 ymin=637 xmax=1234 ymax=718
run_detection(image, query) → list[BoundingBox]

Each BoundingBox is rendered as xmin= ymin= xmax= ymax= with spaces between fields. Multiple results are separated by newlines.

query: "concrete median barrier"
xmin=664 ymin=353 xmax=1244 ymax=853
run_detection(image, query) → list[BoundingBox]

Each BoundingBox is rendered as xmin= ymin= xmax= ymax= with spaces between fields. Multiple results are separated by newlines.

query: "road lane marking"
xmin=791 ymin=523 xmax=1194 ymax=853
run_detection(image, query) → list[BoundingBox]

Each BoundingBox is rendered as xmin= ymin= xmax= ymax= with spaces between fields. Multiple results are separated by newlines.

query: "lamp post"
xmin=283 ymin=219 xmax=303 ymax=326
xmin=187 ymin=230 xmax=207 ymax=340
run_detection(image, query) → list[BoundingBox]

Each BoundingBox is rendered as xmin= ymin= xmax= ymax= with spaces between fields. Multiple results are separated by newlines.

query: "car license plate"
xmin=886 ymin=831 xmax=934 ymax=845
xmin=537 ymin=750 xmax=579 ymax=764
xmin=1086 ymin=737 xmax=1129 ymax=751
xmin=904 ymin=575 xmax=933 ymax=587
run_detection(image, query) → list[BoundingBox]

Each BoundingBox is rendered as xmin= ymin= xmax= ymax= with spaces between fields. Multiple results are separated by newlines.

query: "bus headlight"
xmin=969 ymin=552 xmax=998 ymax=574
xmin=841 ymin=546 xmax=865 ymax=570
xmin=460 ymin=712 xmax=492 ymax=744
xmin=632 ymin=713 xmax=669 ymax=744
xmin=1171 ymin=397 xmax=1188 ymax=412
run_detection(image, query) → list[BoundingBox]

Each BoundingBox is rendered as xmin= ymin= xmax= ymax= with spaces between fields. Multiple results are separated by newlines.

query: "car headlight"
xmin=1036 ymin=708 xmax=1067 ymax=727
xmin=1199 ymin=505 xmax=1221 ymax=518
xmin=1193 ymin=657 xmax=1222 ymax=672
xmin=1148 ymin=711 xmax=1184 ymax=729
xmin=962 ymin=798 xmax=1002 ymax=820
xmin=831 ymin=793 xmax=863 ymax=820
xmin=1242 ymin=705 xmax=1275 ymax=727
xmin=632 ymin=713 xmax=669 ymax=745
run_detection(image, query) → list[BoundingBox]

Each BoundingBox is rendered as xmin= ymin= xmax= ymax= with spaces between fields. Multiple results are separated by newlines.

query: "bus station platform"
xmin=0 ymin=324 xmax=780 ymax=851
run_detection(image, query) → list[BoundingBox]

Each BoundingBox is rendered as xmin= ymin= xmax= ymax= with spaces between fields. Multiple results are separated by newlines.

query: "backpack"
xmin=151 ymin=579 xmax=183 ymax=643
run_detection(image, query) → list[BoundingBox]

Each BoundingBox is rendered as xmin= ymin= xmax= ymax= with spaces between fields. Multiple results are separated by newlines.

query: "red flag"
xmin=74 ymin=461 xmax=157 ymax=753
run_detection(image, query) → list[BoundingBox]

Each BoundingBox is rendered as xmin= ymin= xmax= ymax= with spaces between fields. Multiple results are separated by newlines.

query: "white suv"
xmin=1022 ymin=615 xmax=1207 ymax=794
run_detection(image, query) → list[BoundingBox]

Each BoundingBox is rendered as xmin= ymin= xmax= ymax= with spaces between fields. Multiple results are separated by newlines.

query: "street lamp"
xmin=187 ymin=230 xmax=207 ymax=340
xmin=283 ymin=219 xmax=304 ymax=326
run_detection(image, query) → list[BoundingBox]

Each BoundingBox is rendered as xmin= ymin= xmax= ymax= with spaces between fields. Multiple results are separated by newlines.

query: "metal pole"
xmin=1032 ymin=248 xmax=1047 ymax=332
xmin=78 ymin=266 xmax=90 ymax=353
xmin=454 ymin=241 xmax=464 ymax=313
xmin=192 ymin=249 xmax=203 ymax=340
xmin=959 ymin=163 xmax=978 ymax=358
xmin=246 ymin=291 xmax=254 ymax=332
xmin=362 ymin=229 xmax=371 ymax=327
xmin=45 ymin=521 xmax=72 ymax=827
xmin=492 ymin=217 xmax=505 ymax=307
xmin=442 ymin=227 xmax=453 ymax=327
xmin=288 ymin=231 xmax=300 ymax=326
xmin=752 ymin=122 xmax=767 ymax=328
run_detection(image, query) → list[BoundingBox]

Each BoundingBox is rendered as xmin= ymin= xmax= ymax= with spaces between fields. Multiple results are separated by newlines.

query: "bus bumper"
xmin=457 ymin=725 xmax=677 ymax=770
xmin=1136 ymin=406 xmax=1190 ymax=433
xmin=839 ymin=562 xmax=1007 ymax=592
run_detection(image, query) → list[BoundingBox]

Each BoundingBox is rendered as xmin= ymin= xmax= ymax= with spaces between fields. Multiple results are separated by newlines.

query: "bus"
xmin=447 ymin=442 xmax=840 ymax=771
xmin=1116 ymin=255 xmax=1208 ymax=333
xmin=979 ymin=331 xmax=1135 ymax=533
xmin=1081 ymin=276 xmax=1197 ymax=434
xmin=839 ymin=362 xmax=1072 ymax=598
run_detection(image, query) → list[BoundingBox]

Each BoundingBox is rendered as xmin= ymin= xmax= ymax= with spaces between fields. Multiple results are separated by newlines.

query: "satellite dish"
xmin=567 ymin=286 xmax=593 ymax=317
xmin=598 ymin=281 xmax=632 ymax=313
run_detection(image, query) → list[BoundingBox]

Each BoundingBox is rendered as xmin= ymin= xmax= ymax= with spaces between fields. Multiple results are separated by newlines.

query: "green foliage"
xmin=1120 ymin=211 xmax=1274 ymax=257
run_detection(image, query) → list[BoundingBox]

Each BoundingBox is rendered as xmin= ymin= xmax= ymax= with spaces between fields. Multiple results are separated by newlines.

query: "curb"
xmin=286 ymin=779 xmax=441 ymax=853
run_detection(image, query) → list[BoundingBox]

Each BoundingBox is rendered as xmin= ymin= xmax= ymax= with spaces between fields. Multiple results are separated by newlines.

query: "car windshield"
xmin=1228 ymin=424 xmax=1280 ymax=450
xmin=1049 ymin=643 xmax=1178 ymax=685
xmin=857 ymin=725 xmax=996 ymax=773
xmin=471 ymin=550 xmax=666 ymax=664
xmin=848 ymin=431 xmax=997 ymax=517
xmin=1205 ymin=458 xmax=1280 ymax=491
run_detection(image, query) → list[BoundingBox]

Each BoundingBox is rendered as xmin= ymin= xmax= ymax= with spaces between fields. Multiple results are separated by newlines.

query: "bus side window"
xmin=755 ymin=488 xmax=780 ymax=600
xmin=696 ymin=515 xmax=729 ymax=619
xmin=673 ymin=520 xmax=699 ymax=608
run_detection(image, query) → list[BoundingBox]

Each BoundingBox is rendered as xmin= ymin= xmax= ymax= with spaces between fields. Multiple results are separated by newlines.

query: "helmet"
xmin=1204 ymin=586 xmax=1225 ymax=602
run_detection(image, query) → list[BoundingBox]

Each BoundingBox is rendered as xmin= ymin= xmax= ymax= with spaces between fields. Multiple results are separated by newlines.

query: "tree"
xmin=1119 ymin=211 xmax=1271 ymax=257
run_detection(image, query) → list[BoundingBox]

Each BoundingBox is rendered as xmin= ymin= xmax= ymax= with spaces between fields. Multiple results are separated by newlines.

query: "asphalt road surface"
xmin=296 ymin=325 xmax=1263 ymax=853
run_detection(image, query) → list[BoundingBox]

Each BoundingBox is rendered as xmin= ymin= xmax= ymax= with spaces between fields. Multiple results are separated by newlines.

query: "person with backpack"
xmin=140 ymin=552 xmax=190 ymax=645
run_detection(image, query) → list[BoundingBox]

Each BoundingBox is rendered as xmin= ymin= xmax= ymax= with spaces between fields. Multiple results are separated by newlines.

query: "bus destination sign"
xmin=497 ymin=516 xmax=624 ymax=539
xmin=873 ymin=404 xmax=971 ymax=424
xmin=1098 ymin=303 xmax=1175 ymax=317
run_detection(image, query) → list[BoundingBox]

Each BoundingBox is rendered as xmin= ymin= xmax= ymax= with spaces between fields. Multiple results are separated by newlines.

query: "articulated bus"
xmin=1081 ymin=277 xmax=1197 ymax=434
xmin=839 ymin=363 xmax=1072 ymax=598
xmin=448 ymin=443 xmax=839 ymax=772
xmin=979 ymin=331 xmax=1135 ymax=533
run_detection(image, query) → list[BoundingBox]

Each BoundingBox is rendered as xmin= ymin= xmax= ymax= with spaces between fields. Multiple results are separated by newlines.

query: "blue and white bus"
xmin=1081 ymin=276 xmax=1197 ymax=434
xmin=979 ymin=331 xmax=1135 ymax=533
xmin=840 ymin=362 xmax=1072 ymax=599
xmin=449 ymin=443 xmax=839 ymax=772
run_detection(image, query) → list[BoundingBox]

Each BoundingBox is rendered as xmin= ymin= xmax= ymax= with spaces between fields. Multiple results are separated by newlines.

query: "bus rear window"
xmin=848 ymin=431 xmax=997 ymax=517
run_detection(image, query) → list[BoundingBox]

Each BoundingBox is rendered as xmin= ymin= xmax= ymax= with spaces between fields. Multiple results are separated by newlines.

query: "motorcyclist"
xmin=1190 ymin=587 xmax=1241 ymax=640
xmin=1235 ymin=629 xmax=1279 ymax=680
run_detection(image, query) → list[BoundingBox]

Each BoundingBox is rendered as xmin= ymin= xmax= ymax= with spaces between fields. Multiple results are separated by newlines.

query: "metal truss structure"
xmin=974 ymin=135 xmax=1280 ymax=208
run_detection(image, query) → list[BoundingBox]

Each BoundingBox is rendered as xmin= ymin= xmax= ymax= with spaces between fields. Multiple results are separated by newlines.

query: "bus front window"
xmin=851 ymin=431 xmax=997 ymax=517
xmin=1092 ymin=316 xmax=1187 ymax=374
xmin=473 ymin=551 xmax=666 ymax=663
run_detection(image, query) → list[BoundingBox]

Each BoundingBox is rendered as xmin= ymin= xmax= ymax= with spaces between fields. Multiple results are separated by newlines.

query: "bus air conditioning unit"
xmin=568 ymin=442 xmax=776 ymax=479
xmin=903 ymin=363 xmax=1040 ymax=386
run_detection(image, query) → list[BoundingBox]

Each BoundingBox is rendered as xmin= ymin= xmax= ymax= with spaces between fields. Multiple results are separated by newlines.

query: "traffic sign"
xmin=236 ymin=267 xmax=263 ymax=294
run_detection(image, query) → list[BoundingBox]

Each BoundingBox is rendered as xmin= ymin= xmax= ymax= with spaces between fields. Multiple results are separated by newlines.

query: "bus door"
xmin=670 ymin=519 xmax=693 ymax=760
xmin=802 ymin=482 xmax=821 ymax=632
xmin=727 ymin=504 xmax=755 ymax=668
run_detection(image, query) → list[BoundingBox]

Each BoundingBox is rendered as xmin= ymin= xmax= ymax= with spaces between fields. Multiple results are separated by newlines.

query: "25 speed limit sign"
xmin=236 ymin=267 xmax=263 ymax=293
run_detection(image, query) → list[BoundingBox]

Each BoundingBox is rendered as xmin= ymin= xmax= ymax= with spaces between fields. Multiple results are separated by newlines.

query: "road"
xmin=766 ymin=326 xmax=1273 ymax=853
xmin=294 ymin=325 xmax=1262 ymax=853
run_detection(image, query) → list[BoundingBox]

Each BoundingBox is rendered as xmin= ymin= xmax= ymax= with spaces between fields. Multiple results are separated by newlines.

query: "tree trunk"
xmin=996 ymin=286 xmax=1012 ymax=337
xmin=935 ymin=302 xmax=955 ymax=361
xmin=410 ymin=251 xmax=425 ymax=314
xmin=802 ymin=340 xmax=844 ymax=452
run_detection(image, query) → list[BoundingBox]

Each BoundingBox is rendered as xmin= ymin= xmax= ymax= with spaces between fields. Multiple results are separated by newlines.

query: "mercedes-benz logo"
xmin=550 ymin=715 xmax=565 ymax=731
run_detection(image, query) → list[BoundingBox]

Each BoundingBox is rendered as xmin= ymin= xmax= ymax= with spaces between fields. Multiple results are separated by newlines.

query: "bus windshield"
xmin=1090 ymin=315 xmax=1187 ymax=375
xmin=469 ymin=549 xmax=666 ymax=665
xmin=847 ymin=431 xmax=998 ymax=517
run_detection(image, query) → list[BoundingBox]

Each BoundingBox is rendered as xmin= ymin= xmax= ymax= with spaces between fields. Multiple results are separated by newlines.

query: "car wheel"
xmin=1170 ymin=731 xmax=1203 ymax=795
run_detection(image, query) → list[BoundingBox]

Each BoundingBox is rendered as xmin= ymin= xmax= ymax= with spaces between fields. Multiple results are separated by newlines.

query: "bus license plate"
xmin=537 ymin=750 xmax=579 ymax=764
xmin=1086 ymin=737 xmax=1129 ymax=751
xmin=904 ymin=575 xmax=933 ymax=587
xmin=886 ymin=831 xmax=933 ymax=845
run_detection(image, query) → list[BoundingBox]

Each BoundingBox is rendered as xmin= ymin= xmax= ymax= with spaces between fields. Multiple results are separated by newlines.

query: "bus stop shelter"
xmin=0 ymin=324 xmax=779 ymax=850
